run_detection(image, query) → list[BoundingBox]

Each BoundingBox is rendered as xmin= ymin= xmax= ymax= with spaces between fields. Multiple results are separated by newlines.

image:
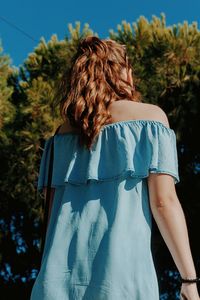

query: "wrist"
xmin=181 ymin=276 xmax=200 ymax=284
xmin=181 ymin=272 xmax=197 ymax=279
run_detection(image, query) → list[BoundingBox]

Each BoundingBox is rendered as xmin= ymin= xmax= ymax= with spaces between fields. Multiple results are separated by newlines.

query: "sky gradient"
xmin=0 ymin=0 xmax=200 ymax=68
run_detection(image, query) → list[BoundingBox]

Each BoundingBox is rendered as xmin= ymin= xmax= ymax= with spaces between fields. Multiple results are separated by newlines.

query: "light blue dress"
xmin=30 ymin=120 xmax=180 ymax=300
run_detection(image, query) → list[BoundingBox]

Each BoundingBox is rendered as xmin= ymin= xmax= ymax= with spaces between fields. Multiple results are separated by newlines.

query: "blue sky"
xmin=0 ymin=0 xmax=200 ymax=68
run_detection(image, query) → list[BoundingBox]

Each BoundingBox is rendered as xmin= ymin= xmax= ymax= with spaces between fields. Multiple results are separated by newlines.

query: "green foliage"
xmin=0 ymin=14 xmax=200 ymax=298
xmin=0 ymin=42 xmax=15 ymax=133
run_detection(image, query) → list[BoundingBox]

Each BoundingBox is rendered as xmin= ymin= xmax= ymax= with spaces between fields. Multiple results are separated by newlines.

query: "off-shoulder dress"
xmin=30 ymin=120 xmax=180 ymax=300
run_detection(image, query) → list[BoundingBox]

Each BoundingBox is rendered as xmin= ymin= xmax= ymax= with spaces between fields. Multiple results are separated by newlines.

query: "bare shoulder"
xmin=58 ymin=100 xmax=170 ymax=134
xmin=142 ymin=103 xmax=170 ymax=128
xmin=109 ymin=100 xmax=170 ymax=128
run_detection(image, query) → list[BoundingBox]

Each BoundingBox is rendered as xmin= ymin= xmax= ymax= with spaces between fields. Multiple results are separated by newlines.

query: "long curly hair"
xmin=57 ymin=36 xmax=142 ymax=150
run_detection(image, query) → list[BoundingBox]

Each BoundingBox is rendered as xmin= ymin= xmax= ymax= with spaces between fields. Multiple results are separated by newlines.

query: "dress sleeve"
xmin=37 ymin=137 xmax=53 ymax=192
xmin=148 ymin=124 xmax=180 ymax=184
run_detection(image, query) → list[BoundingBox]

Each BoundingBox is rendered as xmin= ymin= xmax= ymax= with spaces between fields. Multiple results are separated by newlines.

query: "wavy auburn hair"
xmin=57 ymin=36 xmax=142 ymax=150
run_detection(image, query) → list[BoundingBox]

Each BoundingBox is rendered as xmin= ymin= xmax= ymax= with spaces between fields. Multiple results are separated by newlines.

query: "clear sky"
xmin=0 ymin=0 xmax=200 ymax=68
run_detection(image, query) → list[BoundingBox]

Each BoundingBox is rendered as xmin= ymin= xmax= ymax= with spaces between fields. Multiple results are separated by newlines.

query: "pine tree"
xmin=0 ymin=42 xmax=15 ymax=132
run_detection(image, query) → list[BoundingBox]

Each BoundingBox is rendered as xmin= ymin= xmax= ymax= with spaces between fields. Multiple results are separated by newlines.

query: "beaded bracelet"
xmin=181 ymin=277 xmax=200 ymax=284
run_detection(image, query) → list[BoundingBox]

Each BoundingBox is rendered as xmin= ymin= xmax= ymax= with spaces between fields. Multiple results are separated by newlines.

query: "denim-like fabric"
xmin=30 ymin=120 xmax=180 ymax=300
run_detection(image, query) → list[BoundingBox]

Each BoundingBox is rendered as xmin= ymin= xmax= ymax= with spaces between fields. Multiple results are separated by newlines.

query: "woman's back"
xmin=30 ymin=100 xmax=180 ymax=300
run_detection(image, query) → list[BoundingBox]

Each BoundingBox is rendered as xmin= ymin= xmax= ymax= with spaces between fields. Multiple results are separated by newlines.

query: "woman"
xmin=30 ymin=36 xmax=200 ymax=300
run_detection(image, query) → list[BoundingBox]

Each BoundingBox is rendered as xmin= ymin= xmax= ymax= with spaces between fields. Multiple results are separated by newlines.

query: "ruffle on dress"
xmin=37 ymin=120 xmax=180 ymax=190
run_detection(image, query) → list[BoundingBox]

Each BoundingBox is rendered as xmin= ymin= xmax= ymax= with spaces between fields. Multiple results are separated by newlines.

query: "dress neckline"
xmin=55 ymin=119 xmax=175 ymax=136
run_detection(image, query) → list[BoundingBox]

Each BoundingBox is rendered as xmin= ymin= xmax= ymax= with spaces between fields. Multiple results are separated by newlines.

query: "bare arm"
xmin=148 ymin=174 xmax=196 ymax=279
xmin=148 ymin=173 xmax=199 ymax=300
xmin=146 ymin=107 xmax=199 ymax=299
